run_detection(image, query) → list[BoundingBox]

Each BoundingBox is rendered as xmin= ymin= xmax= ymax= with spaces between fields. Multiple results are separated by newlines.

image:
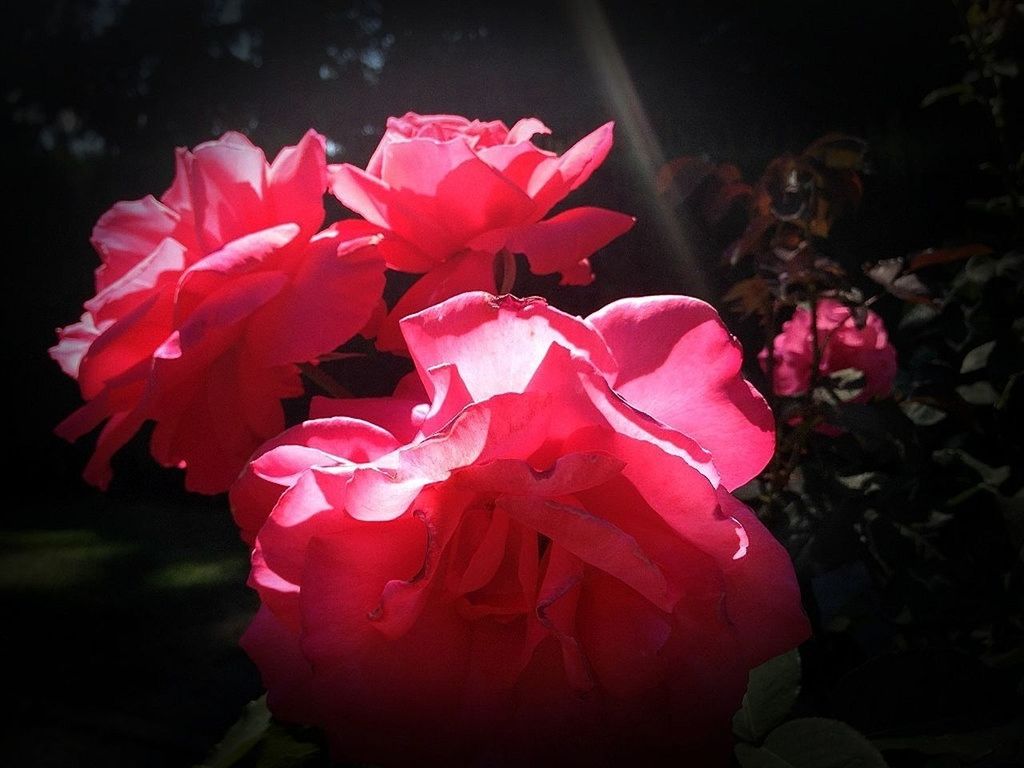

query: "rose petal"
xmin=382 ymin=138 xmax=536 ymax=246
xmin=528 ymin=121 xmax=614 ymax=217
xmin=399 ymin=292 xmax=618 ymax=400
xmin=329 ymin=163 xmax=455 ymax=260
xmin=267 ymin=128 xmax=328 ymax=241
xmin=310 ymin=396 xmax=426 ymax=445
xmin=85 ymin=237 xmax=189 ymax=321
xmin=244 ymin=231 xmax=385 ymax=367
xmin=190 ymin=131 xmax=274 ymax=252
xmin=589 ymin=295 xmax=774 ymax=489
xmin=76 ymin=290 xmax=173 ymax=400
xmin=716 ymin=490 xmax=811 ymax=667
xmin=375 ymin=252 xmax=497 ymax=354
xmin=240 ymin=605 xmax=317 ymax=724
xmin=50 ymin=312 xmax=111 ymax=379
xmin=496 ymin=494 xmax=674 ymax=612
xmin=506 ymin=206 xmax=635 ymax=286
xmin=90 ymin=195 xmax=187 ymax=290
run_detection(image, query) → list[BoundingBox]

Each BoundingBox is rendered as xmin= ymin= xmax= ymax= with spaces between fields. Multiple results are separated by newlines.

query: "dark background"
xmin=2 ymin=1 xmax=1012 ymax=765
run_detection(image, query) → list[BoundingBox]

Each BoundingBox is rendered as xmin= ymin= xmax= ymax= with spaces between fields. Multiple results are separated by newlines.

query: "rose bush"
xmin=329 ymin=112 xmax=636 ymax=351
xmin=51 ymin=131 xmax=385 ymax=493
xmin=232 ymin=291 xmax=809 ymax=766
xmin=760 ymin=298 xmax=897 ymax=402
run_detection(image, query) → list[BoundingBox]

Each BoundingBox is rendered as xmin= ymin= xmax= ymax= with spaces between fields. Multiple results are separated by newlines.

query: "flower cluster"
xmin=53 ymin=114 xmax=632 ymax=492
xmin=53 ymin=112 xmax=813 ymax=765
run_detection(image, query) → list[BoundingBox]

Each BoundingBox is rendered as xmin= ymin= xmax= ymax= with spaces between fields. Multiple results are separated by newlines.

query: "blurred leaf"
xmin=997 ymin=371 xmax=1021 ymax=410
xmin=908 ymin=244 xmax=992 ymax=271
xmin=828 ymin=368 xmax=867 ymax=402
xmin=899 ymin=400 xmax=947 ymax=426
xmin=735 ymin=742 xmax=794 ymax=768
xmin=934 ymin=448 xmax=1010 ymax=488
xmin=701 ymin=166 xmax=753 ymax=224
xmin=656 ymin=156 xmax=713 ymax=198
xmin=865 ymin=259 xmax=934 ymax=304
xmin=872 ymin=718 xmax=1024 ymax=763
xmin=838 ymin=472 xmax=884 ymax=493
xmin=803 ymin=134 xmax=868 ymax=171
xmin=255 ymin=722 xmax=325 ymax=768
xmin=964 ymin=254 xmax=998 ymax=284
xmin=724 ymin=276 xmax=772 ymax=319
xmin=898 ymin=302 xmax=942 ymax=329
xmin=727 ymin=213 xmax=775 ymax=265
xmin=921 ymin=82 xmax=974 ymax=107
xmin=960 ymin=340 xmax=997 ymax=373
xmin=737 ymin=718 xmax=889 ymax=768
xmin=198 ymin=695 xmax=271 ymax=768
xmin=733 ymin=649 xmax=803 ymax=743
xmin=956 ymin=381 xmax=1000 ymax=404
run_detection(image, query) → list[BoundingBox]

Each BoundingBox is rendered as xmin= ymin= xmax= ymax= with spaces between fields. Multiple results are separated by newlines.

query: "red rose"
xmin=232 ymin=292 xmax=808 ymax=766
xmin=760 ymin=298 xmax=897 ymax=401
xmin=51 ymin=131 xmax=385 ymax=493
xmin=329 ymin=113 xmax=635 ymax=351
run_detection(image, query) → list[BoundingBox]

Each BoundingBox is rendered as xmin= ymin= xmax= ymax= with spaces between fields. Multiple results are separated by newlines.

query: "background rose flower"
xmin=232 ymin=292 xmax=807 ymax=766
xmin=759 ymin=298 xmax=897 ymax=401
xmin=329 ymin=112 xmax=636 ymax=351
xmin=51 ymin=131 xmax=385 ymax=493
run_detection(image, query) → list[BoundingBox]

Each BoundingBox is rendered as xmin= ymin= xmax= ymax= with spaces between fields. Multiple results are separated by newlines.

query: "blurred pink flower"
xmin=761 ymin=298 xmax=897 ymax=402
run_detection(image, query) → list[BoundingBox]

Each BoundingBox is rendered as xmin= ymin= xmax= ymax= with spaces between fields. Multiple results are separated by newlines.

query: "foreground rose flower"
xmin=51 ymin=131 xmax=385 ymax=493
xmin=232 ymin=292 xmax=809 ymax=766
xmin=760 ymin=298 xmax=897 ymax=402
xmin=330 ymin=112 xmax=635 ymax=351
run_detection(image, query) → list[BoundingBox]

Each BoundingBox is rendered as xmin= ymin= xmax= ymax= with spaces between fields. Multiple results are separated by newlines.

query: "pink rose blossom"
xmin=51 ymin=131 xmax=385 ymax=493
xmin=329 ymin=113 xmax=636 ymax=351
xmin=760 ymin=298 xmax=897 ymax=401
xmin=232 ymin=292 xmax=808 ymax=766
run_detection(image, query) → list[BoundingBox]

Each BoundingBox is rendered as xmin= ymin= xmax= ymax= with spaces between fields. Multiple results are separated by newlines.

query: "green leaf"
xmin=197 ymin=695 xmax=272 ymax=768
xmin=736 ymin=742 xmax=795 ymax=768
xmin=255 ymin=721 xmax=325 ymax=767
xmin=921 ymin=82 xmax=973 ymax=107
xmin=934 ymin=448 xmax=1011 ymax=488
xmin=899 ymin=401 xmax=947 ymax=426
xmin=872 ymin=718 xmax=1024 ymax=762
xmin=738 ymin=718 xmax=889 ymax=768
xmin=733 ymin=649 xmax=802 ymax=743
xmin=960 ymin=340 xmax=997 ymax=373
xmin=956 ymin=381 xmax=1000 ymax=405
xmin=837 ymin=473 xmax=883 ymax=493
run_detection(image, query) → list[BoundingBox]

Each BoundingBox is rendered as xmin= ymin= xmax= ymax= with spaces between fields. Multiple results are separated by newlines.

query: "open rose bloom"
xmin=330 ymin=113 xmax=635 ymax=351
xmin=50 ymin=131 xmax=385 ymax=492
xmin=761 ymin=298 xmax=897 ymax=402
xmin=233 ymin=292 xmax=810 ymax=766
